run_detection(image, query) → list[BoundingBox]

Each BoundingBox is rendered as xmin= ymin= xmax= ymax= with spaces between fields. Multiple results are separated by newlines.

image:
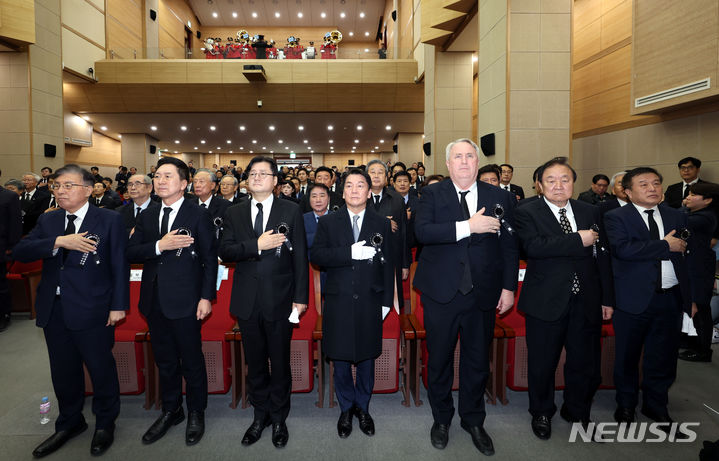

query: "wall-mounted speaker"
xmin=423 ymin=142 xmax=431 ymax=156
xmin=348 ymin=160 xmax=355 ymax=166
xmin=391 ymin=10 xmax=397 ymax=22
xmin=197 ymin=31 xmax=201 ymax=39
xmin=44 ymin=144 xmax=56 ymax=158
xmin=150 ymin=9 xmax=157 ymax=21
xmin=480 ymin=133 xmax=495 ymax=156
xmin=149 ymin=145 xmax=157 ymax=154
xmin=392 ymin=144 xmax=398 ymax=153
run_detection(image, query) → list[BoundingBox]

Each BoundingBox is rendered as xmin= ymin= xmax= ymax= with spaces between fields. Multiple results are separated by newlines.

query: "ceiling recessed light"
xmin=212 ymin=12 xmax=218 ymax=18
xmin=82 ymin=115 xmax=90 ymax=121
xmin=308 ymin=147 xmax=312 ymax=150
xmin=364 ymin=32 xmax=370 ymax=37
xmin=250 ymin=150 xmax=254 ymax=153
xmin=321 ymin=12 xmax=326 ymax=18
xmin=303 ymin=139 xmax=308 ymax=144
xmin=174 ymin=151 xmax=178 ymax=153
xmin=100 ymin=126 xmax=107 ymax=131
xmin=357 ymin=125 xmax=363 ymax=130
xmin=354 ymin=139 xmax=359 ymax=144
xmin=275 ymin=12 xmax=280 ymax=18
xmin=329 ymin=139 xmax=334 ymax=144
xmin=348 ymin=31 xmax=354 ymax=36
xmin=240 ymin=147 xmax=244 ymax=150
xmin=340 ymin=12 xmax=346 ymax=18
xmin=118 ymin=134 xmax=122 ymax=138
xmin=174 ymin=139 xmax=180 ymax=144
xmin=360 ymin=12 xmax=365 ymax=18
xmin=364 ymin=48 xmax=369 ymax=52
xmin=385 ymin=125 xmax=391 ymax=130
xmin=269 ymin=125 xmax=275 ymax=131
xmin=327 ymin=125 xmax=333 ymax=130
xmin=150 ymin=125 xmax=157 ymax=131
xmin=252 ymin=140 xmax=257 ymax=144
xmin=210 ymin=125 xmax=216 ymax=131
xmin=352 ymin=146 xmax=356 ymax=150
xmin=297 ymin=12 xmax=303 ymax=18
xmin=200 ymin=140 xmax=206 ymax=144
xmin=374 ymin=146 xmax=379 ymax=149
xmin=298 ymin=125 xmax=304 ymax=130
xmin=278 ymin=140 xmax=284 ymax=144
xmin=252 ymin=12 xmax=258 ymax=18
xmin=239 ymin=125 xmax=246 ymax=131
xmin=226 ymin=140 xmax=232 ymax=144
xmin=262 ymin=146 xmax=266 ymax=150
xmin=285 ymin=146 xmax=289 ymax=150
xmin=209 ymin=150 xmax=213 ymax=153
xmin=232 ymin=12 xmax=238 ymax=18
xmin=379 ymin=139 xmax=385 ymax=143
xmin=229 ymin=150 xmax=233 ymax=153
xmin=216 ymin=147 xmax=221 ymax=150
xmin=194 ymin=146 xmax=198 ymax=150
xmin=180 ymin=125 xmax=187 ymax=131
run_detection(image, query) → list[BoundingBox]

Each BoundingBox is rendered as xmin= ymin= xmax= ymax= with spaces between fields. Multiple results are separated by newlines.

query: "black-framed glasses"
xmin=50 ymin=183 xmax=88 ymax=191
xmin=248 ymin=172 xmax=275 ymax=179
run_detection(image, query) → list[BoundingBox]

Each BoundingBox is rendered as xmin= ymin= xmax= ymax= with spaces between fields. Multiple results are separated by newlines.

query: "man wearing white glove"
xmin=311 ymin=169 xmax=394 ymax=440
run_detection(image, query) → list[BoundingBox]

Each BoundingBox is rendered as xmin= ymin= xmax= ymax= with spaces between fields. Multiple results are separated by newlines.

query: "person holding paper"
xmin=219 ymin=156 xmax=308 ymax=449
xmin=310 ymin=169 xmax=394 ymax=439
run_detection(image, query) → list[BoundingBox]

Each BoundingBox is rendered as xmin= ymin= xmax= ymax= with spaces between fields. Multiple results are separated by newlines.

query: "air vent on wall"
xmin=634 ymin=78 xmax=711 ymax=108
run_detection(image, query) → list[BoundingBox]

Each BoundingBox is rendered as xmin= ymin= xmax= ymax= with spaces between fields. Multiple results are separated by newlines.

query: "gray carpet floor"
xmin=0 ymin=315 xmax=717 ymax=461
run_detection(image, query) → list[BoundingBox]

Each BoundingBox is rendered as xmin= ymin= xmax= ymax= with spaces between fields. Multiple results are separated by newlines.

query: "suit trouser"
xmin=333 ymin=359 xmax=375 ymax=413
xmin=422 ymin=290 xmax=495 ymax=427
xmin=613 ymin=287 xmax=682 ymax=415
xmin=238 ymin=307 xmax=292 ymax=423
xmin=692 ymin=302 xmax=713 ymax=354
xmin=146 ymin=297 xmax=207 ymax=413
xmin=525 ymin=293 xmax=602 ymax=420
xmin=43 ymin=297 xmax=119 ymax=431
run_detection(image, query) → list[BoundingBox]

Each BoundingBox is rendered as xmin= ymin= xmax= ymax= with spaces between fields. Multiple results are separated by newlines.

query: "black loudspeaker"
xmin=348 ymin=159 xmax=355 ymax=166
xmin=197 ymin=31 xmax=201 ymax=39
xmin=391 ymin=10 xmax=397 ymax=22
xmin=230 ymin=160 xmax=237 ymax=166
xmin=392 ymin=144 xmax=398 ymax=153
xmin=423 ymin=142 xmax=431 ymax=156
xmin=150 ymin=9 xmax=157 ymax=21
xmin=149 ymin=145 xmax=157 ymax=154
xmin=480 ymin=133 xmax=495 ymax=156
xmin=44 ymin=144 xmax=56 ymax=158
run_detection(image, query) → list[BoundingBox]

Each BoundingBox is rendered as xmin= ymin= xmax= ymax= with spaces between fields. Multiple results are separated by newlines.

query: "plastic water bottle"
xmin=40 ymin=397 xmax=50 ymax=425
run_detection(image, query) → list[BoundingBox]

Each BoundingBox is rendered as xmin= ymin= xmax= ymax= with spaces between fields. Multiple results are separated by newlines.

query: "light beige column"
xmin=145 ymin=0 xmax=160 ymax=59
xmin=0 ymin=51 xmax=31 ymax=180
xmin=396 ymin=133 xmax=423 ymax=167
xmin=121 ymin=134 xmax=158 ymax=175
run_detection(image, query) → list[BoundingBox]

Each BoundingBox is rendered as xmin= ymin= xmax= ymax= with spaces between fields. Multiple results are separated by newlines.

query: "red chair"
xmin=599 ymin=322 xmax=616 ymax=389
xmin=7 ymin=259 xmax=42 ymax=319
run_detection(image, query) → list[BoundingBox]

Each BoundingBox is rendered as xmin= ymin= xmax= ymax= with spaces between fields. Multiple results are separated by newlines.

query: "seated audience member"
xmin=4 ymin=179 xmax=23 ymax=196
xmin=90 ymin=182 xmax=117 ymax=209
xmin=115 ymin=166 xmax=129 ymax=189
xmin=478 ymin=165 xmax=501 ymax=187
xmin=21 ymin=172 xmax=51 ymax=235
xmin=578 ymin=174 xmax=612 ymax=204
xmin=678 ymin=182 xmax=719 ymax=362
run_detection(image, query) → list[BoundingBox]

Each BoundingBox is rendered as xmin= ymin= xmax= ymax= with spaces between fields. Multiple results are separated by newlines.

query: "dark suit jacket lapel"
xmin=238 ymin=199 xmax=255 ymax=235
xmin=570 ymin=200 xmax=593 ymax=230
xmin=338 ymin=206 xmax=357 ymax=246
xmin=78 ymin=203 xmax=99 ymax=235
xmin=266 ymin=198 xmax=284 ymax=233
xmin=358 ymin=209 xmax=374 ymax=243
xmin=626 ymin=204 xmax=651 ymax=239
xmin=171 ymin=200 xmax=192 ymax=232
xmin=441 ymin=179 xmax=465 ymax=221
xmin=536 ymin=198 xmax=564 ymax=234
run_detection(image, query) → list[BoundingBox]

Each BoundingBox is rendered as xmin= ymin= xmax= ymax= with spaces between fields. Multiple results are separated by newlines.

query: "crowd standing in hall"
xmin=2 ymin=144 xmax=718 ymax=457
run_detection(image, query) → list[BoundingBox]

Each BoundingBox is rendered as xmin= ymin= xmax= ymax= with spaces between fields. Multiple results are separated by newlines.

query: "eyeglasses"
xmin=679 ymin=166 xmax=696 ymax=171
xmin=127 ymin=182 xmax=147 ymax=188
xmin=50 ymin=183 xmax=88 ymax=191
xmin=248 ymin=172 xmax=274 ymax=179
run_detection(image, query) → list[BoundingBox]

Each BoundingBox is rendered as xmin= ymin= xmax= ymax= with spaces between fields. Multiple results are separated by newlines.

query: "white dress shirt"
xmin=632 ymin=203 xmax=679 ymax=288
xmin=55 ymin=202 xmax=91 ymax=293
xmin=198 ymin=195 xmax=213 ymax=208
xmin=251 ymin=194 xmax=274 ymax=254
xmin=453 ymin=181 xmax=478 ymax=241
xmin=617 ymin=198 xmax=628 ymax=207
xmin=543 ymin=197 xmax=577 ymax=232
xmin=134 ymin=197 xmax=152 ymax=216
xmin=154 ymin=197 xmax=184 ymax=255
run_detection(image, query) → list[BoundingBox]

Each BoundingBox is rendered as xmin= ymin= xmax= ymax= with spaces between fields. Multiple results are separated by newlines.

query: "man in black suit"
xmin=0 ymin=171 xmax=22 ymax=332
xmin=664 ymin=156 xmax=705 ymax=209
xmin=218 ymin=174 xmax=248 ymax=204
xmin=414 ymin=139 xmax=518 ymax=456
xmin=604 ymin=167 xmax=691 ymax=438
xmin=598 ymin=171 xmax=629 ymax=216
xmin=407 ymin=167 xmax=421 ymax=194
xmin=367 ymin=159 xmax=409 ymax=307
xmin=116 ymin=174 xmax=158 ymax=236
xmin=192 ymin=169 xmax=231 ymax=240
xmin=499 ymin=163 xmax=525 ymax=200
xmin=219 ymin=156 xmax=308 ymax=449
xmin=515 ymin=157 xmax=614 ymax=440
xmin=101 ymin=178 xmax=123 ymax=208
xmin=577 ymin=174 xmax=612 ymax=205
xmin=299 ymin=166 xmax=343 ymax=213
xmin=127 ymin=157 xmax=217 ymax=447
xmin=393 ymin=171 xmax=420 ymax=254
xmin=21 ymin=172 xmax=50 ymax=235
xmin=310 ymin=169 xmax=394 ymax=439
xmin=296 ymin=167 xmax=311 ymax=199
xmin=90 ymin=182 xmax=117 ymax=210
xmin=14 ymin=164 xmax=129 ymax=457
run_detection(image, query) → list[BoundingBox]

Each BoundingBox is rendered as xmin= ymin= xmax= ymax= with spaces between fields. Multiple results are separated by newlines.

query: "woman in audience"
xmin=278 ymin=180 xmax=299 ymax=203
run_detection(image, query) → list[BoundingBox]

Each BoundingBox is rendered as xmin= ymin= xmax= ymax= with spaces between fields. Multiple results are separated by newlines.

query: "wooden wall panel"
xmin=600 ymin=0 xmax=631 ymax=49
xmin=599 ymin=43 xmax=630 ymax=93
xmin=0 ymin=0 xmax=35 ymax=45
xmin=61 ymin=0 xmax=106 ymax=47
xmin=399 ymin=0 xmax=414 ymax=59
xmin=106 ymin=0 xmax=142 ymax=58
xmin=65 ymin=131 xmax=121 ymax=167
xmin=572 ymin=17 xmax=601 ymax=64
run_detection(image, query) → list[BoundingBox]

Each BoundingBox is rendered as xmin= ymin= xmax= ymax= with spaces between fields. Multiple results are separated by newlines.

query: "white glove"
xmin=382 ymin=306 xmax=391 ymax=320
xmin=288 ymin=307 xmax=300 ymax=324
xmin=351 ymin=240 xmax=377 ymax=261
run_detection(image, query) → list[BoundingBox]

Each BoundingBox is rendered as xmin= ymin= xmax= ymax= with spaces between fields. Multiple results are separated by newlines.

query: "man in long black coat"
xmin=311 ymin=169 xmax=394 ymax=439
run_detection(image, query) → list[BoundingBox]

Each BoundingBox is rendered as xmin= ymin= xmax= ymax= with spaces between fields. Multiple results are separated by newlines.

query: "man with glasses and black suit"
xmin=117 ymin=174 xmax=159 ymax=236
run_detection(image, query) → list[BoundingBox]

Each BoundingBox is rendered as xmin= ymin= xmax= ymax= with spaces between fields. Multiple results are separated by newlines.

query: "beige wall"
xmin=0 ymin=51 xmax=31 ymax=181
xmin=396 ymin=133 xmax=423 ymax=167
xmin=106 ymin=0 xmax=144 ymax=59
xmin=121 ymin=134 xmax=157 ymax=174
xmin=0 ymin=0 xmax=35 ymax=45
xmin=65 ymin=130 xmax=121 ymax=173
xmin=60 ymin=0 xmax=106 ymax=78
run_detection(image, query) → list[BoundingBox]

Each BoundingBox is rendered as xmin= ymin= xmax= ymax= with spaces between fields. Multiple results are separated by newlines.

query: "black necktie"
xmin=49 ymin=197 xmax=56 ymax=208
xmin=96 ymin=198 xmax=101 ymax=206
xmin=135 ymin=206 xmax=141 ymax=217
xmin=558 ymin=209 xmax=580 ymax=294
xmin=63 ymin=215 xmax=77 ymax=263
xmin=373 ymin=195 xmax=381 ymax=211
xmin=200 ymin=203 xmax=207 ymax=209
xmin=683 ymin=184 xmax=690 ymax=198
xmin=459 ymin=191 xmax=470 ymax=220
xmin=254 ymin=203 xmax=264 ymax=237
xmin=160 ymin=207 xmax=172 ymax=236
xmin=645 ymin=209 xmax=662 ymax=288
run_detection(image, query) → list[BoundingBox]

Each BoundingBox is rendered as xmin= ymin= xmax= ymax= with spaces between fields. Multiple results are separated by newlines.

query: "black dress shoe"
xmin=640 ymin=408 xmax=690 ymax=440
xmin=337 ymin=411 xmax=353 ymax=438
xmin=142 ymin=408 xmax=185 ymax=444
xmin=679 ymin=349 xmax=713 ymax=362
xmin=352 ymin=407 xmax=375 ymax=436
xmin=614 ymin=406 xmax=635 ymax=423
xmin=271 ymin=422 xmax=288 ymax=448
xmin=90 ymin=426 xmax=114 ymax=457
xmin=0 ymin=315 xmax=10 ymax=332
xmin=430 ymin=422 xmax=449 ymax=449
xmin=32 ymin=421 xmax=88 ymax=458
xmin=185 ymin=411 xmax=205 ymax=446
xmin=531 ymin=415 xmax=552 ymax=440
xmin=241 ymin=417 xmax=271 ymax=446
xmin=460 ymin=420 xmax=495 ymax=456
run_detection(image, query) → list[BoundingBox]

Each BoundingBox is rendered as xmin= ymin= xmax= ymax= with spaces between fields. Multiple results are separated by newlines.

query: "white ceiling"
xmin=188 ymin=0 xmax=387 ymax=41
xmin=84 ymin=111 xmax=424 ymax=155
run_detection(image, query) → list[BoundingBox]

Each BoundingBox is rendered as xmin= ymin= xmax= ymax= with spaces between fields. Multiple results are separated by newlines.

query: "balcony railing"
xmin=106 ymin=47 xmax=415 ymax=61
